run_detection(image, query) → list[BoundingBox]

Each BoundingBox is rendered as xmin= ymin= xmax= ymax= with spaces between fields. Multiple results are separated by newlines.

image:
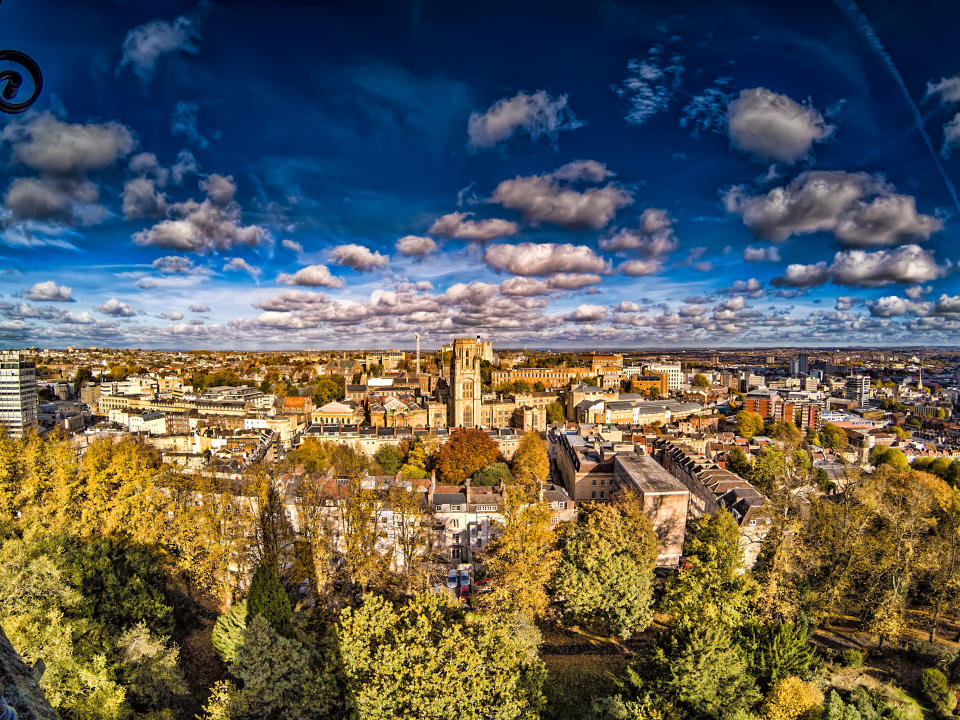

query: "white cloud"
xmin=152 ymin=255 xmax=196 ymax=274
xmin=564 ymin=304 xmax=607 ymax=323
xmin=25 ymin=280 xmax=73 ymax=302
xmin=1 ymin=113 xmax=135 ymax=174
xmin=615 ymin=44 xmax=684 ymax=126
xmin=935 ymin=294 xmax=960 ymax=314
xmin=122 ymin=177 xmax=167 ymax=219
xmin=467 ymin=90 xmax=584 ymax=148
xmin=942 ymin=113 xmax=960 ymax=158
xmin=223 ymin=257 xmax=262 ymax=279
xmin=616 ymin=301 xmax=642 ymax=312
xmin=926 ymin=74 xmax=960 ymax=104
xmin=726 ymin=88 xmax=833 ymax=162
xmin=171 ymin=149 xmax=198 ymax=184
xmin=492 ymin=161 xmax=632 ymax=229
xmin=4 ymin=177 xmax=104 ymax=224
xmin=904 ymin=285 xmax=932 ymax=299
xmin=282 ymin=239 xmax=304 ymax=253
xmin=276 ymin=264 xmax=345 ymax=288
xmin=171 ymin=101 xmax=209 ymax=148
xmin=395 ymin=235 xmax=437 ymax=258
xmin=428 ymin=212 xmax=518 ymax=242
xmin=620 ymin=259 xmax=662 ymax=276
xmin=132 ymin=173 xmax=272 ymax=252
xmin=96 ymin=297 xmax=136 ymax=317
xmin=128 ymin=152 xmax=169 ymax=185
xmin=600 ymin=208 xmax=677 ymax=256
xmin=329 ymin=243 xmax=388 ymax=271
xmin=742 ymin=245 xmax=781 ymax=262
xmin=189 ymin=304 xmax=210 ymax=313
xmin=484 ymin=242 xmax=609 ymax=276
xmin=866 ymin=295 xmax=931 ymax=318
xmin=119 ymin=9 xmax=202 ymax=82
xmin=725 ymin=171 xmax=941 ymax=246
xmin=772 ymin=244 xmax=949 ymax=288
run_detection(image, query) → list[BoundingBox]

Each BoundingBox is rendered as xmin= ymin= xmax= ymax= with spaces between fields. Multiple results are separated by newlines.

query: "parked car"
xmin=445 ymin=569 xmax=458 ymax=589
xmin=459 ymin=570 xmax=470 ymax=591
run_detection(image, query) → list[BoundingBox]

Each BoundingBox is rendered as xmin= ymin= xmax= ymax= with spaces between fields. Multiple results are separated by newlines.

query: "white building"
xmin=0 ymin=351 xmax=38 ymax=438
xmin=646 ymin=362 xmax=683 ymax=391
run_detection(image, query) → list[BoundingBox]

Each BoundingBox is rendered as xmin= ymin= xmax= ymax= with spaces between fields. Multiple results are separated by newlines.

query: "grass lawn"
xmin=542 ymin=653 xmax=630 ymax=720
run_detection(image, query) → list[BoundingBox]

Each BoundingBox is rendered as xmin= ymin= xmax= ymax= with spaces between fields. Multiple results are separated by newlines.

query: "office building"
xmin=646 ymin=362 xmax=683 ymax=391
xmin=844 ymin=375 xmax=870 ymax=407
xmin=0 ymin=351 xmax=38 ymax=438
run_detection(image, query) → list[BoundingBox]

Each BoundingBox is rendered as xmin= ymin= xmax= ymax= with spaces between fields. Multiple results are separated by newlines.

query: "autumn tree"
xmin=736 ymin=411 xmax=766 ymax=439
xmin=375 ymin=445 xmax=404 ymax=474
xmin=546 ymin=401 xmax=566 ymax=425
xmin=555 ymin=493 xmax=658 ymax=637
xmin=434 ymin=428 xmax=499 ymax=484
xmin=726 ymin=447 xmax=752 ymax=477
xmin=388 ymin=484 xmax=429 ymax=587
xmin=337 ymin=591 xmax=546 ymax=720
xmin=692 ymin=373 xmax=710 ymax=387
xmin=819 ymin=423 xmax=848 ymax=450
xmin=480 ymin=486 xmax=559 ymax=619
xmin=337 ymin=478 xmax=387 ymax=589
xmin=660 ymin=511 xmax=755 ymax=630
xmin=510 ymin=431 xmax=549 ymax=487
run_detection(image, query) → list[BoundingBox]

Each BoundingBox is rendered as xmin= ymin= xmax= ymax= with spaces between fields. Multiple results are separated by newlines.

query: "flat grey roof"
xmin=615 ymin=453 xmax=688 ymax=495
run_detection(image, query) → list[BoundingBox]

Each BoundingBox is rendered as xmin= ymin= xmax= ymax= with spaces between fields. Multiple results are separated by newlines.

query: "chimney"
xmin=465 ymin=476 xmax=472 ymax=504
xmin=428 ymin=470 xmax=436 ymax=503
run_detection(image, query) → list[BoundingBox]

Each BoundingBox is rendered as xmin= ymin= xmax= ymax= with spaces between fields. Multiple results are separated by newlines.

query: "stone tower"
xmin=449 ymin=336 xmax=482 ymax=427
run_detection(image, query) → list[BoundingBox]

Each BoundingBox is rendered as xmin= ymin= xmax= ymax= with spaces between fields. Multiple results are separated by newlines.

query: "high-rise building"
xmin=844 ymin=375 xmax=871 ymax=407
xmin=797 ymin=353 xmax=809 ymax=375
xmin=0 ymin=350 xmax=38 ymax=438
xmin=646 ymin=362 xmax=683 ymax=391
xmin=448 ymin=337 xmax=482 ymax=427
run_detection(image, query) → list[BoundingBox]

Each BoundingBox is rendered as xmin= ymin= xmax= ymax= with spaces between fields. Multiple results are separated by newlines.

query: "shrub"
xmin=760 ymin=676 xmax=823 ymax=720
xmin=920 ymin=667 xmax=956 ymax=717
xmin=840 ymin=648 xmax=864 ymax=668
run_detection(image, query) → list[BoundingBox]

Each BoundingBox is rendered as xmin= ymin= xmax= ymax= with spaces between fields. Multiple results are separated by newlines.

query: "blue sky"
xmin=1 ymin=0 xmax=959 ymax=349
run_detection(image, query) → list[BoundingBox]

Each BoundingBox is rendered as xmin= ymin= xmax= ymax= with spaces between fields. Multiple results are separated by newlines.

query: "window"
xmin=434 ymin=505 xmax=442 ymax=511
xmin=451 ymin=518 xmax=459 ymax=528
xmin=477 ymin=504 xmax=497 ymax=512
xmin=591 ymin=491 xmax=596 ymax=499
xmin=600 ymin=478 xmax=605 ymax=486
xmin=558 ymin=501 xmax=566 ymax=509
xmin=591 ymin=478 xmax=596 ymax=485
xmin=451 ymin=504 xmax=462 ymax=511
xmin=599 ymin=491 xmax=605 ymax=499
xmin=452 ymin=547 xmax=461 ymax=559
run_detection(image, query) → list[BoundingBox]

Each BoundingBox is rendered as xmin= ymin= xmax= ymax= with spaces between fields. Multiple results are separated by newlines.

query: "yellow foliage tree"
xmin=760 ymin=677 xmax=823 ymax=720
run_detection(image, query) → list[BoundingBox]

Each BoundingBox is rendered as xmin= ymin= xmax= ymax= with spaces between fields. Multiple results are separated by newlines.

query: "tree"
xmin=759 ymin=677 xmax=822 ymax=720
xmin=375 ymin=445 xmax=404 ymax=474
xmin=212 ymin=599 xmax=248 ymax=663
xmin=511 ymin=431 xmax=549 ymax=487
xmin=435 ymin=428 xmax=500 ymax=484
xmin=388 ymin=484 xmax=428 ymax=585
xmin=636 ymin=622 xmax=761 ymax=719
xmin=204 ymin=616 xmax=342 ymax=720
xmin=312 ymin=374 xmax=345 ymax=406
xmin=337 ymin=591 xmax=546 ymax=720
xmin=473 ymin=462 xmax=513 ymax=486
xmin=533 ymin=380 xmax=546 ymax=392
xmin=750 ymin=445 xmax=788 ymax=495
xmin=868 ymin=446 xmax=909 ymax=472
xmin=73 ymin=365 xmax=93 ymax=394
xmin=736 ymin=411 xmax=766 ymax=439
xmin=400 ymin=438 xmax=430 ymax=479
xmin=246 ymin=563 xmax=293 ymax=638
xmin=920 ymin=668 xmax=956 ymax=716
xmin=692 ymin=373 xmax=710 ymax=388
xmin=739 ymin=617 xmax=818 ymax=691
xmin=480 ymin=486 xmax=559 ymax=619
xmin=768 ymin=421 xmax=802 ymax=448
xmin=889 ymin=425 xmax=909 ymax=440
xmin=555 ymin=494 xmax=658 ymax=637
xmin=546 ymin=401 xmax=566 ymax=425
xmin=726 ymin=447 xmax=752 ymax=477
xmin=819 ymin=423 xmax=848 ymax=450
xmin=660 ymin=512 xmax=755 ymax=630
xmin=337 ymin=478 xmax=387 ymax=588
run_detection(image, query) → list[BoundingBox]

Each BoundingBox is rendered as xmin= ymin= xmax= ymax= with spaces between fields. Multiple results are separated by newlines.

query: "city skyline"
xmin=2 ymin=0 xmax=960 ymax=350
